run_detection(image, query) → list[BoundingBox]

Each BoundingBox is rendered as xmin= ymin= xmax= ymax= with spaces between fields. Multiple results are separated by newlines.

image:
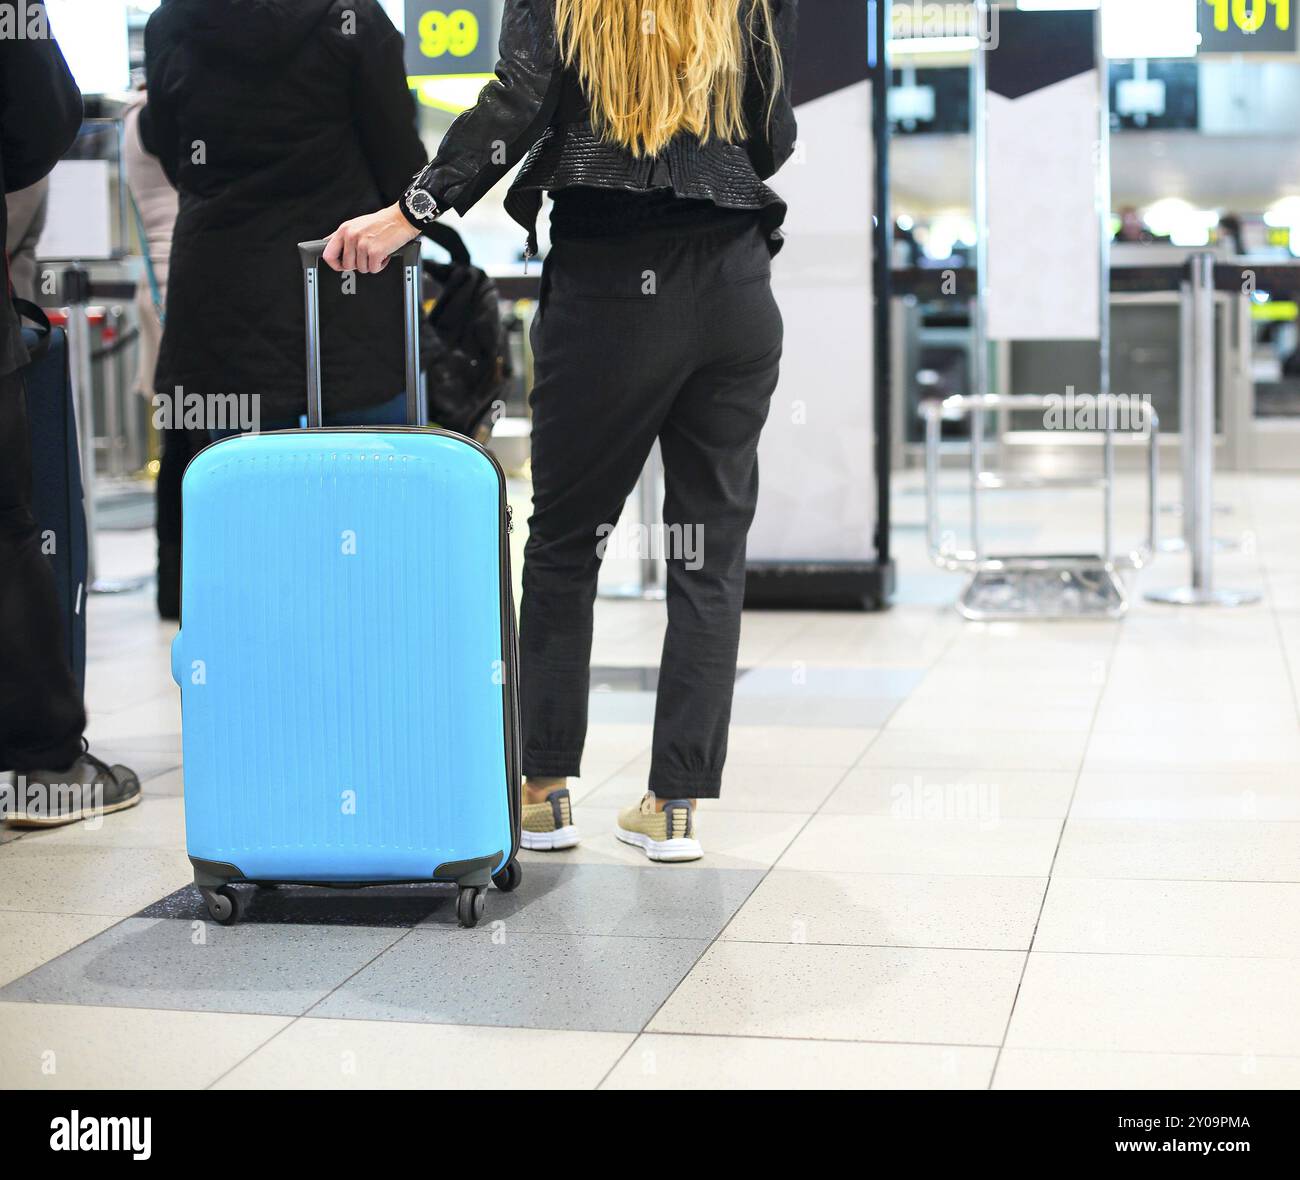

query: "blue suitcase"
xmin=172 ymin=240 xmax=520 ymax=928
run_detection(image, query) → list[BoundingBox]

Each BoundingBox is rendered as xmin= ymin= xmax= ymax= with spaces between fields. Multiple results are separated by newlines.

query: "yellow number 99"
xmin=447 ymin=9 xmax=479 ymax=56
xmin=418 ymin=8 xmax=480 ymax=59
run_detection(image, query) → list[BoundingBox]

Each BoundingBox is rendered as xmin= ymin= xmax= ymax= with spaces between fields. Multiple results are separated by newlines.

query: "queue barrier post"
xmin=1146 ymin=253 xmax=1260 ymax=609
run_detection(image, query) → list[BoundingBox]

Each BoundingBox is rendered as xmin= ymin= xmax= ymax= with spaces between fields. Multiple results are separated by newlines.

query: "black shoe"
xmin=5 ymin=743 xmax=142 ymax=828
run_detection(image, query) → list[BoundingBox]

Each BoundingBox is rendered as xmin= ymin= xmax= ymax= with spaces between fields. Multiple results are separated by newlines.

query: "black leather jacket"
xmin=399 ymin=0 xmax=797 ymax=257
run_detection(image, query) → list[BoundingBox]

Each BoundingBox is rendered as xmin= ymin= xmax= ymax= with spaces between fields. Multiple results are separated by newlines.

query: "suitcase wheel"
xmin=456 ymin=886 xmax=486 ymax=928
xmin=492 ymin=859 xmax=522 ymax=894
xmin=202 ymin=885 xmax=243 ymax=926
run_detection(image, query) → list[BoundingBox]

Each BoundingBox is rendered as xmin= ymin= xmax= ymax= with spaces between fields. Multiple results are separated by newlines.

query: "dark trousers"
xmin=154 ymin=426 xmax=191 ymax=553
xmin=0 ymin=368 xmax=85 ymax=771
xmin=155 ymin=424 xmax=206 ymax=618
xmin=520 ymin=220 xmax=781 ymax=798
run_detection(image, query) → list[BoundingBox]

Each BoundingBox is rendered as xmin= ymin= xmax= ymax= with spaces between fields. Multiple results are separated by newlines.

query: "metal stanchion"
xmin=123 ymin=315 xmax=146 ymax=474
xmin=1158 ymin=278 xmax=1196 ymax=553
xmin=103 ymin=302 xmax=148 ymax=477
xmin=970 ymin=0 xmax=989 ymax=567
xmin=64 ymin=266 xmax=99 ymax=585
xmin=1146 ymin=254 xmax=1259 ymax=608
xmin=599 ymin=443 xmax=667 ymax=601
xmin=101 ymin=306 xmax=124 ymax=478
xmin=64 ymin=267 xmax=150 ymax=595
xmin=1161 ymin=276 xmax=1237 ymax=553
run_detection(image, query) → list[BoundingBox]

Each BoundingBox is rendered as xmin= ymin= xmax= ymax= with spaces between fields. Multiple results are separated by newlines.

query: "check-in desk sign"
xmin=404 ymin=0 xmax=498 ymax=76
xmin=1199 ymin=0 xmax=1298 ymax=52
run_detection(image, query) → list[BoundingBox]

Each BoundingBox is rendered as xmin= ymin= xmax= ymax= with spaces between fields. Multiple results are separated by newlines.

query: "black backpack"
xmin=421 ymin=223 xmax=511 ymax=439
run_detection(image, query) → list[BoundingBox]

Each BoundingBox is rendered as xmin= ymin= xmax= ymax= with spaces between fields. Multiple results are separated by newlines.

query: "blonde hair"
xmin=553 ymin=0 xmax=784 ymax=157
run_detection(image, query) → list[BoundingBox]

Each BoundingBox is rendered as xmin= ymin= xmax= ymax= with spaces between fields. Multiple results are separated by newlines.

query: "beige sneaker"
xmin=615 ymin=793 xmax=702 ymax=862
xmin=521 ymin=787 xmax=579 ymax=850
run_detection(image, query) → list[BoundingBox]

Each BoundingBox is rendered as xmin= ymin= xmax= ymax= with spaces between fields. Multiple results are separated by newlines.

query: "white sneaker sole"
xmin=614 ymin=826 xmax=703 ymax=863
xmin=520 ymin=824 xmax=580 ymax=851
xmin=6 ymin=791 xmax=142 ymax=829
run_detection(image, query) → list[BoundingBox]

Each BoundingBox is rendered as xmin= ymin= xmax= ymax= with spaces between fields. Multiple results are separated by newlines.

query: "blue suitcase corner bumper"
xmin=171 ymin=629 xmax=185 ymax=689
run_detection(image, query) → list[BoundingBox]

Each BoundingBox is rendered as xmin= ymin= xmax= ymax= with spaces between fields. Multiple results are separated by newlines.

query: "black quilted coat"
xmin=399 ymin=0 xmax=798 ymax=257
xmin=143 ymin=0 xmax=427 ymax=418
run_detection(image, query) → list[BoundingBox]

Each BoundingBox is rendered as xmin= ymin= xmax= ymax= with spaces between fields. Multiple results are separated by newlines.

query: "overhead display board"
xmin=405 ymin=0 xmax=500 ymax=112
xmin=1198 ymin=0 xmax=1298 ymax=53
xmin=404 ymin=0 xmax=497 ymax=74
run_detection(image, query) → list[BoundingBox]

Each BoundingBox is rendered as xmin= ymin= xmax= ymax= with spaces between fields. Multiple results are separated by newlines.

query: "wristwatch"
xmin=401 ymin=184 xmax=441 ymax=225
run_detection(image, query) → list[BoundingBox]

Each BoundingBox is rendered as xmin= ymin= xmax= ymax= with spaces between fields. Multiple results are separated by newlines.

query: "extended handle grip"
xmin=298 ymin=239 xmax=422 ymax=270
xmin=297 ymin=238 xmax=425 ymax=428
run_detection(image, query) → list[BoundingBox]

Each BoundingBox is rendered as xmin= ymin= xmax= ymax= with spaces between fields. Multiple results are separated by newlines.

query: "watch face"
xmin=407 ymin=188 xmax=437 ymax=220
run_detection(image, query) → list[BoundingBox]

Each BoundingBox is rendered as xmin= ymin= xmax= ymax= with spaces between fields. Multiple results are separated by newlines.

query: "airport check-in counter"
xmin=891 ymin=248 xmax=1300 ymax=475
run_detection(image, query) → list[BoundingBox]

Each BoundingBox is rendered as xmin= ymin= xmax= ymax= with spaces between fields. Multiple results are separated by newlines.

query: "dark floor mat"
xmin=138 ymin=881 xmax=457 ymax=928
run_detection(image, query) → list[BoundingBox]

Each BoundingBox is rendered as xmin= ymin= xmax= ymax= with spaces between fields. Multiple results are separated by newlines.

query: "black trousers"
xmin=520 ymin=219 xmax=781 ymax=798
xmin=154 ymin=425 xmax=205 ymax=617
xmin=0 ymin=368 xmax=85 ymax=771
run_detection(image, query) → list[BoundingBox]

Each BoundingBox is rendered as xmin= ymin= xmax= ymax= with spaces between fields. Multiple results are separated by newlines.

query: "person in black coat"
xmin=143 ymin=0 xmax=426 ymax=431
xmin=1 ymin=3 xmax=141 ymax=824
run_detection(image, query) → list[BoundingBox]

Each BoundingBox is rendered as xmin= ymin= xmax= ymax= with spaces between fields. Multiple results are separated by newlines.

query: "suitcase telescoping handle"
xmin=296 ymin=238 xmax=426 ymax=429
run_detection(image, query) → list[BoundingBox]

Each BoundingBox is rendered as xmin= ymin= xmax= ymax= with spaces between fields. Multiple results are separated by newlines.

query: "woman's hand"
xmin=322 ymin=203 xmax=420 ymax=274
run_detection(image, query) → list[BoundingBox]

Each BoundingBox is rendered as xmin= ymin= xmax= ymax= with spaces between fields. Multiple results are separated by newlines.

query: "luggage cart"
xmin=921 ymin=392 xmax=1159 ymax=620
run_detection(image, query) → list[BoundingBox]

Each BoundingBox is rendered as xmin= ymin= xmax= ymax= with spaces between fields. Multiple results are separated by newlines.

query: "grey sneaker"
xmin=5 ymin=745 xmax=142 ymax=828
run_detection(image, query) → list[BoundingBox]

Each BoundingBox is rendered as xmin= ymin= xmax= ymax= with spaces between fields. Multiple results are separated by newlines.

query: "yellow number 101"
xmin=419 ymin=8 xmax=480 ymax=59
xmin=1206 ymin=0 xmax=1291 ymax=32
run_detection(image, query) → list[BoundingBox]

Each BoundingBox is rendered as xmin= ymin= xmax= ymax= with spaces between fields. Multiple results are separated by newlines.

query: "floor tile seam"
xmin=203 ymin=925 xmax=426 ymax=1088
xmin=715 ymin=938 xmax=1300 ymax=961
xmin=989 ymin=616 xmax=1124 ymax=1088
xmin=594 ymin=757 xmax=864 ymax=1087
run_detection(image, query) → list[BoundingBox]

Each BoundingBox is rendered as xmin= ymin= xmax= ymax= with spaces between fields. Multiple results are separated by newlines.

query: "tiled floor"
xmin=2 ymin=470 xmax=1299 ymax=1090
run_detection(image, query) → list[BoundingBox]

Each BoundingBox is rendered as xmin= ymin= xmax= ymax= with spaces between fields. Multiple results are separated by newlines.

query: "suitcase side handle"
xmin=297 ymin=238 xmax=425 ymax=429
